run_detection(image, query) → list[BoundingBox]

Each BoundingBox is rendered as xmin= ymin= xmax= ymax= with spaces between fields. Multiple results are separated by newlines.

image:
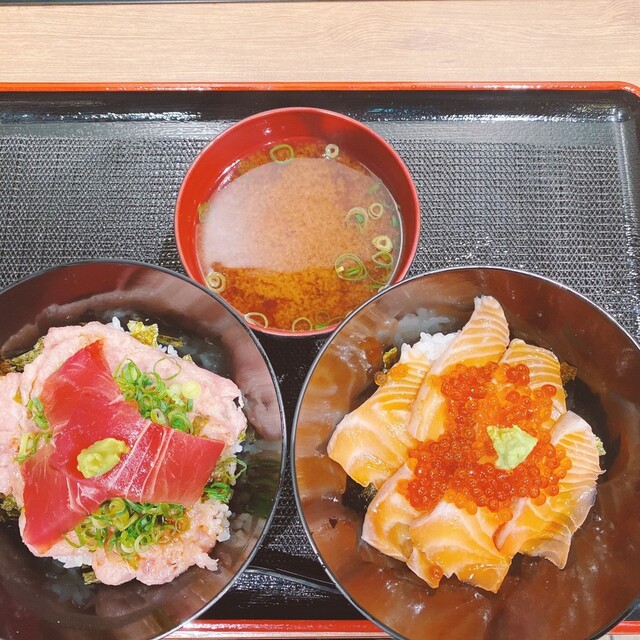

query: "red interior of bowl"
xmin=175 ymin=107 xmax=420 ymax=337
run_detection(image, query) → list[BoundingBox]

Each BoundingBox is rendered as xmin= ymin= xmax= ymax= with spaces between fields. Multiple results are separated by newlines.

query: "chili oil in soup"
xmin=196 ymin=138 xmax=403 ymax=333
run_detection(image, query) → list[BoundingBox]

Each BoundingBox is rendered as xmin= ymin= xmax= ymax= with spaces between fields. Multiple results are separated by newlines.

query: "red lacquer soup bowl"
xmin=175 ymin=107 xmax=420 ymax=339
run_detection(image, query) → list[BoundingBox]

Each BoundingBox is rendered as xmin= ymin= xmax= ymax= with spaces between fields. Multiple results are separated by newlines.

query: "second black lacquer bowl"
xmin=292 ymin=266 xmax=640 ymax=640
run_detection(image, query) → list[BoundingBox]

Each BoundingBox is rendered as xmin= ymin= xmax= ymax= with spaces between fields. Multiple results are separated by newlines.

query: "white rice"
xmin=395 ymin=308 xmax=454 ymax=342
xmin=400 ymin=330 xmax=459 ymax=364
xmin=57 ymin=553 xmax=93 ymax=569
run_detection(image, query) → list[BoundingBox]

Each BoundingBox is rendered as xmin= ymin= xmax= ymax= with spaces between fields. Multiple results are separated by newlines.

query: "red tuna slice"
xmin=21 ymin=443 xmax=107 ymax=553
xmin=22 ymin=341 xmax=226 ymax=552
xmin=108 ymin=419 xmax=225 ymax=506
xmin=47 ymin=386 xmax=152 ymax=479
xmin=103 ymin=422 xmax=224 ymax=507
xmin=40 ymin=340 xmax=121 ymax=431
xmin=50 ymin=396 xmax=225 ymax=506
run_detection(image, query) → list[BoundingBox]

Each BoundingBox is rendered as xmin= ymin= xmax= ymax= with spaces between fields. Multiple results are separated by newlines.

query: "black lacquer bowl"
xmin=0 ymin=261 xmax=285 ymax=640
xmin=292 ymin=266 xmax=640 ymax=640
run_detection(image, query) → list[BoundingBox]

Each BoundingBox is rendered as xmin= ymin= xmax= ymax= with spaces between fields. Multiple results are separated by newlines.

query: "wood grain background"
xmin=0 ymin=0 xmax=638 ymax=85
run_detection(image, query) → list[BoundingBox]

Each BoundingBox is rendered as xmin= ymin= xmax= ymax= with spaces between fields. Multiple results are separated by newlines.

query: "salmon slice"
xmin=407 ymin=296 xmax=509 ymax=442
xmin=500 ymin=338 xmax=566 ymax=421
xmin=362 ymin=463 xmax=443 ymax=588
xmin=362 ymin=463 xmax=419 ymax=561
xmin=494 ymin=411 xmax=602 ymax=568
xmin=406 ymin=546 xmax=443 ymax=589
xmin=409 ymin=500 xmax=512 ymax=593
xmin=327 ymin=333 xmax=455 ymax=489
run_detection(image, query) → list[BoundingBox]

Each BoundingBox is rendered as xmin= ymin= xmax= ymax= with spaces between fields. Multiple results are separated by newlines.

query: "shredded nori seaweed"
xmin=82 ymin=569 xmax=101 ymax=585
xmin=158 ymin=334 xmax=184 ymax=349
xmin=342 ymin=478 xmax=377 ymax=515
xmin=560 ymin=361 xmax=578 ymax=383
xmin=0 ymin=337 xmax=44 ymax=374
xmin=0 ymin=494 xmax=20 ymax=523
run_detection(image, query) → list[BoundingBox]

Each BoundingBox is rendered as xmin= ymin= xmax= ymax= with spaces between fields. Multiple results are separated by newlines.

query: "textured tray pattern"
xmin=0 ymin=90 xmax=639 ymax=621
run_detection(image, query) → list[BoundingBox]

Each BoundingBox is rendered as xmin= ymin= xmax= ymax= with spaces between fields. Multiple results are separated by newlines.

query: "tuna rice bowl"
xmin=0 ymin=318 xmax=248 ymax=587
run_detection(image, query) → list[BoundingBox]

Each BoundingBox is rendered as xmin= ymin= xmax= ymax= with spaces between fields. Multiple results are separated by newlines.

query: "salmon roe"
xmin=398 ymin=362 xmax=571 ymax=521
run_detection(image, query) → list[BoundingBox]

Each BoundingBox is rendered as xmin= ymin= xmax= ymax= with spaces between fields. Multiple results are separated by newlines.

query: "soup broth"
xmin=196 ymin=137 xmax=403 ymax=333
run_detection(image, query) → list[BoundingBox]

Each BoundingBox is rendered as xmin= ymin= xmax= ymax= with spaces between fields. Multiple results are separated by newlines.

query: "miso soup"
xmin=196 ymin=138 xmax=403 ymax=333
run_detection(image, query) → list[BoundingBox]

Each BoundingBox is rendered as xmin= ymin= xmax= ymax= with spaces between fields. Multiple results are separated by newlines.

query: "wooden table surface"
xmin=0 ymin=0 xmax=638 ymax=87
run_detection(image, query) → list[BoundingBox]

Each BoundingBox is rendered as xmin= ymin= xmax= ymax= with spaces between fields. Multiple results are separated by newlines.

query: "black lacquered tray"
xmin=0 ymin=85 xmax=639 ymax=634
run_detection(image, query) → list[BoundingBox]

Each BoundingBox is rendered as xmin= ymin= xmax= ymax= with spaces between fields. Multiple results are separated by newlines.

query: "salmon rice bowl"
xmin=328 ymin=295 xmax=605 ymax=593
xmin=0 ymin=318 xmax=247 ymax=586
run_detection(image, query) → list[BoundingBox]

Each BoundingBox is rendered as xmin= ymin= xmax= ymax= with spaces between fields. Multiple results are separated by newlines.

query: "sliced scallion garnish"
xmin=205 ymin=271 xmax=227 ymax=294
xmin=323 ymin=143 xmax=339 ymax=159
xmin=150 ymin=407 xmax=168 ymax=426
xmin=203 ymin=482 xmax=232 ymax=503
xmin=203 ymin=457 xmax=248 ymax=504
xmin=27 ymin=397 xmax=49 ymax=431
xmin=69 ymin=499 xmax=189 ymax=568
xmin=372 ymin=235 xmax=393 ymax=253
xmin=167 ymin=409 xmax=193 ymax=433
xmin=269 ymin=143 xmax=294 ymax=164
xmin=244 ymin=312 xmax=269 ymax=328
xmin=335 ymin=253 xmax=368 ymax=281
xmin=313 ymin=310 xmax=343 ymax=330
xmin=372 ymin=250 xmax=394 ymax=268
xmin=181 ymin=380 xmax=201 ymax=400
xmin=114 ymin=359 xmax=199 ymax=436
xmin=15 ymin=397 xmax=52 ymax=463
xmin=368 ymin=202 xmax=384 ymax=220
xmin=345 ymin=207 xmax=368 ymax=233
xmin=197 ymin=202 xmax=209 ymax=222
xmin=291 ymin=317 xmax=314 ymax=332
